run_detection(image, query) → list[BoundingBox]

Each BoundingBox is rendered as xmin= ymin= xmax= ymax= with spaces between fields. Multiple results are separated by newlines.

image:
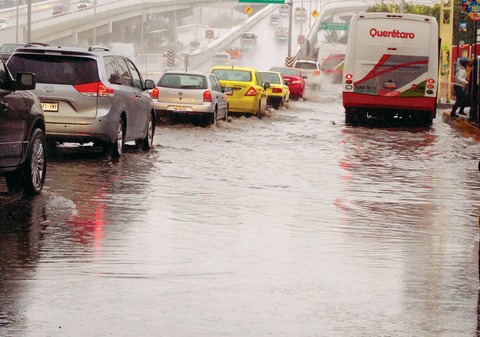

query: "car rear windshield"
xmin=270 ymin=67 xmax=298 ymax=77
xmin=295 ymin=62 xmax=318 ymax=70
xmin=211 ymin=69 xmax=251 ymax=82
xmin=259 ymin=72 xmax=281 ymax=84
xmin=7 ymin=54 xmax=99 ymax=85
xmin=158 ymin=74 xmax=207 ymax=89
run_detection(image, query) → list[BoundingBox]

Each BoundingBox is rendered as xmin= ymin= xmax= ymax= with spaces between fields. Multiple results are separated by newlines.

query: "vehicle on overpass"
xmin=294 ymin=7 xmax=307 ymax=20
xmin=212 ymin=52 xmax=233 ymax=66
xmin=240 ymin=33 xmax=258 ymax=48
xmin=275 ymin=26 xmax=288 ymax=41
xmin=342 ymin=13 xmax=439 ymax=126
xmin=270 ymin=13 xmax=281 ymax=26
xmin=78 ymin=0 xmax=94 ymax=9
xmin=279 ymin=4 xmax=289 ymax=16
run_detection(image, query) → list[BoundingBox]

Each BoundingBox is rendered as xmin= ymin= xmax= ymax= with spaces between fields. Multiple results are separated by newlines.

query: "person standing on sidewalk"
xmin=451 ymin=59 xmax=470 ymax=118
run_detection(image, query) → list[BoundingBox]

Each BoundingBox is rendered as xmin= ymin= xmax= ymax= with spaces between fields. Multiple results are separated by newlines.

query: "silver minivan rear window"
xmin=8 ymin=55 xmax=99 ymax=85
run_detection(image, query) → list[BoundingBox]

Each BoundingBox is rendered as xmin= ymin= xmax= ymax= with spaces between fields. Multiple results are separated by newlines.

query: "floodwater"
xmin=1 ymin=88 xmax=480 ymax=336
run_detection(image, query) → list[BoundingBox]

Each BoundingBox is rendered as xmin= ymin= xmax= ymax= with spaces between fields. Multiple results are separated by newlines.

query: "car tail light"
xmin=203 ymin=90 xmax=212 ymax=102
xmin=272 ymin=88 xmax=282 ymax=93
xmin=74 ymin=81 xmax=114 ymax=97
xmin=245 ymin=86 xmax=257 ymax=96
xmin=150 ymin=87 xmax=159 ymax=99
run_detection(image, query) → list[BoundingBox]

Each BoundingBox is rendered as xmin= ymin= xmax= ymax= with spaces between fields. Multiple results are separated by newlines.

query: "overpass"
xmin=0 ymin=0 xmax=264 ymax=46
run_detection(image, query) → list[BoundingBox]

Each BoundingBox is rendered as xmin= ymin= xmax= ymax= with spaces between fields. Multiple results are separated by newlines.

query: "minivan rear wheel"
xmin=111 ymin=119 xmax=125 ymax=158
xmin=136 ymin=113 xmax=154 ymax=150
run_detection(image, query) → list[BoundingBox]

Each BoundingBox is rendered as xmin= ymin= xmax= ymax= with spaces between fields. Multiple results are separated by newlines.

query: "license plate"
xmin=171 ymin=106 xmax=191 ymax=113
xmin=41 ymin=102 xmax=59 ymax=112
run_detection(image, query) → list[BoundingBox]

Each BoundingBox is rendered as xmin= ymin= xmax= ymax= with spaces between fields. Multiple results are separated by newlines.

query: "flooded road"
xmin=1 ymin=88 xmax=480 ymax=336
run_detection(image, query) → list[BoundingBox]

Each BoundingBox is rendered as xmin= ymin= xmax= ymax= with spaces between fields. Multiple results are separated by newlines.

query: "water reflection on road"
xmin=1 ymin=92 xmax=480 ymax=336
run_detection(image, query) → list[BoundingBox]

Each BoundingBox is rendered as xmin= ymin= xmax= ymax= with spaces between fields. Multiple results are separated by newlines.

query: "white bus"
xmin=342 ymin=13 xmax=439 ymax=126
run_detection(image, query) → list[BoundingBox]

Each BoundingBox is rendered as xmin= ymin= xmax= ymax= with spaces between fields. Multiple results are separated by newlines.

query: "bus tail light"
xmin=345 ymin=73 xmax=353 ymax=84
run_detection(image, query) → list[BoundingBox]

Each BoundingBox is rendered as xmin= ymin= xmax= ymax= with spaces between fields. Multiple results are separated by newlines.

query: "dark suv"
xmin=7 ymin=45 xmax=156 ymax=157
xmin=0 ymin=59 xmax=46 ymax=195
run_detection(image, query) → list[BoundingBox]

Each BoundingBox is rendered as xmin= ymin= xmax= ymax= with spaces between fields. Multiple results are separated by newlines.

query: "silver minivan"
xmin=7 ymin=45 xmax=156 ymax=157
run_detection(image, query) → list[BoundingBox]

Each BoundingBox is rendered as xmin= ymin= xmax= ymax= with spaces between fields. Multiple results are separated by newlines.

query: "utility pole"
xmin=287 ymin=1 xmax=293 ymax=58
xmin=26 ymin=0 xmax=31 ymax=42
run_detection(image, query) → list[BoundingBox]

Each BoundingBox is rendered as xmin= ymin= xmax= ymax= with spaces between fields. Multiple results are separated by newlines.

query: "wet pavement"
xmin=1 ymin=89 xmax=480 ymax=336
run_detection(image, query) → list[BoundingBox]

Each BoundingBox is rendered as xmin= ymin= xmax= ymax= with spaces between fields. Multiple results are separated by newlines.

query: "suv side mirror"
xmin=263 ymin=83 xmax=270 ymax=90
xmin=16 ymin=72 xmax=36 ymax=90
xmin=223 ymin=86 xmax=232 ymax=95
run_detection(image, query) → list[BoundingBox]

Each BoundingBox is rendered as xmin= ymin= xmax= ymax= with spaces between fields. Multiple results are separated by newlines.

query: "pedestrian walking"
xmin=451 ymin=59 xmax=470 ymax=118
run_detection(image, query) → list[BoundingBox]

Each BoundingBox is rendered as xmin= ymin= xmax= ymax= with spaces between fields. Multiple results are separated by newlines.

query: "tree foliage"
xmin=366 ymin=3 xmax=440 ymax=22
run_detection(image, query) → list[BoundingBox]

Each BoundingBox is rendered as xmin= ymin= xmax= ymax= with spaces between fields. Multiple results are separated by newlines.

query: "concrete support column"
xmin=167 ymin=12 xmax=178 ymax=50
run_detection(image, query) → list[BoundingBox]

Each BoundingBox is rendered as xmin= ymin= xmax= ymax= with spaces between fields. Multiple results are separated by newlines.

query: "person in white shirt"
xmin=451 ymin=59 xmax=470 ymax=118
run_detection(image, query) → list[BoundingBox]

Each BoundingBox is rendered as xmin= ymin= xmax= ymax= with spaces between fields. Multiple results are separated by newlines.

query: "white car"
xmin=294 ymin=59 xmax=322 ymax=90
xmin=78 ymin=0 xmax=94 ymax=9
xmin=0 ymin=18 xmax=9 ymax=29
xmin=150 ymin=70 xmax=228 ymax=126
xmin=212 ymin=52 xmax=233 ymax=66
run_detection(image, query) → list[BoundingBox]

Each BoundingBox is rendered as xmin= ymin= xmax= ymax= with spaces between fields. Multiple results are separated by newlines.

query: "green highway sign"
xmin=321 ymin=22 xmax=348 ymax=30
xmin=239 ymin=0 xmax=285 ymax=3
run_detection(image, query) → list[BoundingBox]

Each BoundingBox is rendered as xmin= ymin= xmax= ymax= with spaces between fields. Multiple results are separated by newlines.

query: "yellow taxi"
xmin=258 ymin=71 xmax=290 ymax=109
xmin=210 ymin=66 xmax=269 ymax=118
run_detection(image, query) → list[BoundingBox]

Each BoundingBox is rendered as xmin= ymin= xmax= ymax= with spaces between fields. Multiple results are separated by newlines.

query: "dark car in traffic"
xmin=0 ymin=59 xmax=46 ymax=196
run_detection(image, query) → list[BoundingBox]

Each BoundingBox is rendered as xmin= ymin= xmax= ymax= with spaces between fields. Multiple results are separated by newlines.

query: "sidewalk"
xmin=440 ymin=104 xmax=480 ymax=142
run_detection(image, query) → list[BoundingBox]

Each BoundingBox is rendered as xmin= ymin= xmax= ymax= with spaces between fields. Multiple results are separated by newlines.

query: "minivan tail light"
xmin=203 ymin=90 xmax=212 ymax=102
xmin=245 ymin=86 xmax=257 ymax=96
xmin=74 ymin=81 xmax=114 ymax=97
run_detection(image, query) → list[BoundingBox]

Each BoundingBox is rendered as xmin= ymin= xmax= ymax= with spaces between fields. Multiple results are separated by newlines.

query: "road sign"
xmin=245 ymin=6 xmax=253 ymax=15
xmin=320 ymin=22 xmax=348 ymax=30
xmin=167 ymin=50 xmax=176 ymax=68
xmin=298 ymin=35 xmax=305 ymax=45
xmin=239 ymin=0 xmax=284 ymax=3
xmin=285 ymin=56 xmax=294 ymax=67
xmin=205 ymin=30 xmax=214 ymax=39
xmin=312 ymin=9 xmax=319 ymax=18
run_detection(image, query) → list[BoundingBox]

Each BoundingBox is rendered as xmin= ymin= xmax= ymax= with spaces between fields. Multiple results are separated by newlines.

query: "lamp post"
xmin=26 ymin=0 xmax=31 ymax=43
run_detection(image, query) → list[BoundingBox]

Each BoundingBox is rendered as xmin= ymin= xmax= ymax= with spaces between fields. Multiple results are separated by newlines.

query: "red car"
xmin=269 ymin=66 xmax=306 ymax=99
